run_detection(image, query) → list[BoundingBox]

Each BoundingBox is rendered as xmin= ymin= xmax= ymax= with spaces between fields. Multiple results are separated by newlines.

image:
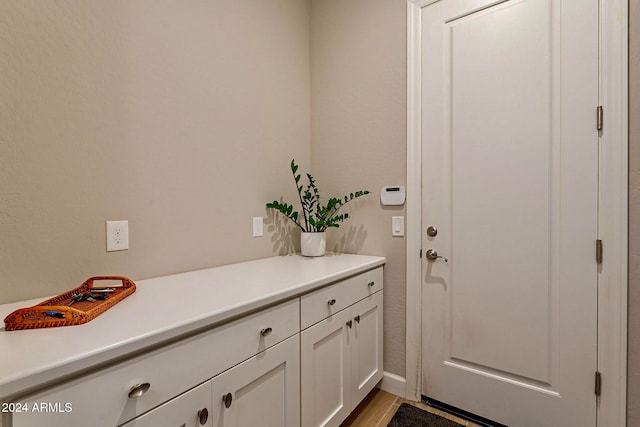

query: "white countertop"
xmin=0 ymin=253 xmax=385 ymax=400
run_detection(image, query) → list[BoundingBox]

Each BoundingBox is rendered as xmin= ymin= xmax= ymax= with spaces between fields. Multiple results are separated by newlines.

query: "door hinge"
xmin=595 ymin=371 xmax=602 ymax=396
xmin=597 ymin=106 xmax=603 ymax=131
xmin=596 ymin=239 xmax=603 ymax=264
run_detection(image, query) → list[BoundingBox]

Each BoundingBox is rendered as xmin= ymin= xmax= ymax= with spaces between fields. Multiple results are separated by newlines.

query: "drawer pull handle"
xmin=260 ymin=327 xmax=273 ymax=337
xmin=223 ymin=393 xmax=233 ymax=408
xmin=354 ymin=315 xmax=360 ymax=324
xmin=198 ymin=408 xmax=209 ymax=425
xmin=368 ymin=281 xmax=375 ymax=287
xmin=128 ymin=382 xmax=151 ymax=399
xmin=346 ymin=320 xmax=353 ymax=328
xmin=328 ymin=299 xmax=336 ymax=306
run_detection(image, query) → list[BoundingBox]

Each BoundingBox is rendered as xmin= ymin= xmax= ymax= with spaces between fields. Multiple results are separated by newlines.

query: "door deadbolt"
xmin=426 ymin=226 xmax=438 ymax=237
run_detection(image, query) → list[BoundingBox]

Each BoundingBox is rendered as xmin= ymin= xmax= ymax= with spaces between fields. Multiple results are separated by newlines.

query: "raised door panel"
xmin=300 ymin=309 xmax=351 ymax=427
xmin=120 ymin=381 xmax=212 ymax=427
xmin=211 ymin=335 xmax=300 ymax=427
xmin=350 ymin=291 xmax=383 ymax=405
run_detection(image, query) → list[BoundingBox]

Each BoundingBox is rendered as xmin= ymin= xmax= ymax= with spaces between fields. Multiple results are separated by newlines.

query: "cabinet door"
xmin=120 ymin=381 xmax=212 ymax=427
xmin=300 ymin=309 xmax=352 ymax=427
xmin=350 ymin=291 xmax=383 ymax=405
xmin=211 ymin=335 xmax=299 ymax=427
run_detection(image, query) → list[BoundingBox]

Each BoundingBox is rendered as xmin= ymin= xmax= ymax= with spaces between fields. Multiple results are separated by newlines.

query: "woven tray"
xmin=3 ymin=276 xmax=136 ymax=331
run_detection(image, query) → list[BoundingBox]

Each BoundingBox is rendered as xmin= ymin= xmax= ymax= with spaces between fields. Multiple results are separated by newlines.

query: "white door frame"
xmin=405 ymin=0 xmax=628 ymax=425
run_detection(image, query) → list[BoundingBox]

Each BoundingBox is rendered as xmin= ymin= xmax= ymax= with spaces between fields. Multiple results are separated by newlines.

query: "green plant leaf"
xmin=267 ymin=159 xmax=370 ymax=232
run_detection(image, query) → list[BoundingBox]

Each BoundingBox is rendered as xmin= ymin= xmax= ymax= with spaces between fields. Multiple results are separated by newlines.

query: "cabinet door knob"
xmin=368 ymin=281 xmax=375 ymax=287
xmin=128 ymin=382 xmax=151 ymax=399
xmin=354 ymin=315 xmax=360 ymax=324
xmin=198 ymin=408 xmax=209 ymax=425
xmin=346 ymin=320 xmax=353 ymax=328
xmin=328 ymin=299 xmax=336 ymax=306
xmin=260 ymin=327 xmax=272 ymax=337
xmin=223 ymin=393 xmax=233 ymax=408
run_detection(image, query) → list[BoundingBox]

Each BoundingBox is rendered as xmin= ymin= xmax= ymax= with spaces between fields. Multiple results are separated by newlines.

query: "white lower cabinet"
xmin=4 ymin=265 xmax=384 ymax=427
xmin=350 ymin=293 xmax=384 ymax=406
xmin=211 ymin=335 xmax=300 ymax=427
xmin=122 ymin=335 xmax=300 ymax=427
xmin=301 ymin=291 xmax=383 ymax=427
xmin=120 ymin=382 xmax=212 ymax=427
xmin=301 ymin=308 xmax=353 ymax=427
xmin=10 ymin=299 xmax=300 ymax=427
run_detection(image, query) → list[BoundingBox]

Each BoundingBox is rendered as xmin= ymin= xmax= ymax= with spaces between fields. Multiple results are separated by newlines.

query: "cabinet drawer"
xmin=11 ymin=298 xmax=299 ymax=427
xmin=120 ymin=381 xmax=212 ymax=427
xmin=300 ymin=267 xmax=382 ymax=330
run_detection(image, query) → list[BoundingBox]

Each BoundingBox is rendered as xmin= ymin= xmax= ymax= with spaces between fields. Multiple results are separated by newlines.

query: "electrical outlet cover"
xmin=106 ymin=221 xmax=129 ymax=251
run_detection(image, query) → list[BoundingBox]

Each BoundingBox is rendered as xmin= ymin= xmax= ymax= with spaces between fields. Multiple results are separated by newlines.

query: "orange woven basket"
xmin=3 ymin=276 xmax=136 ymax=331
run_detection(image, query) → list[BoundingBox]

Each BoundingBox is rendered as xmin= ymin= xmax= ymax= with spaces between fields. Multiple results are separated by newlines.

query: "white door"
xmin=420 ymin=0 xmax=599 ymax=426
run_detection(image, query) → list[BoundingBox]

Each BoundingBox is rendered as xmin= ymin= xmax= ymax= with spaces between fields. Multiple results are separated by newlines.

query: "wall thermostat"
xmin=381 ymin=186 xmax=405 ymax=206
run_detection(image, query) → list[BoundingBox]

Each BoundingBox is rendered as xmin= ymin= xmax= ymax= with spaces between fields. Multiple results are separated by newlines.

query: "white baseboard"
xmin=377 ymin=371 xmax=407 ymax=398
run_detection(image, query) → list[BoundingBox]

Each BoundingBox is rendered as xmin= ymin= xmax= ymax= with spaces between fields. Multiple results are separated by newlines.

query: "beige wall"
xmin=0 ymin=0 xmax=310 ymax=303
xmin=628 ymin=0 xmax=640 ymax=425
xmin=310 ymin=0 xmax=407 ymax=377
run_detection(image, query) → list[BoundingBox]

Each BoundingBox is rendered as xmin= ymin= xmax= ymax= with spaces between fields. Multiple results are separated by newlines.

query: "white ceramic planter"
xmin=301 ymin=232 xmax=326 ymax=257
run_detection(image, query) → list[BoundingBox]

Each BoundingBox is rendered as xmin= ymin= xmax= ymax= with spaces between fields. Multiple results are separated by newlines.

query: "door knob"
xmin=425 ymin=249 xmax=448 ymax=262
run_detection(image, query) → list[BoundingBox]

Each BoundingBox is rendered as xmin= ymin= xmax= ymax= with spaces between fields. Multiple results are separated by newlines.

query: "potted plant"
xmin=267 ymin=159 xmax=369 ymax=256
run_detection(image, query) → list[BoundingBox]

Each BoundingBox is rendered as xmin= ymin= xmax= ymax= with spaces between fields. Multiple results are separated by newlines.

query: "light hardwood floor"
xmin=340 ymin=388 xmax=483 ymax=427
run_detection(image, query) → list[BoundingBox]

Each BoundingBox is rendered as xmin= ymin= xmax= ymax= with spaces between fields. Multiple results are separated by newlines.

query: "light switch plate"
xmin=392 ymin=216 xmax=405 ymax=237
xmin=253 ymin=217 xmax=264 ymax=237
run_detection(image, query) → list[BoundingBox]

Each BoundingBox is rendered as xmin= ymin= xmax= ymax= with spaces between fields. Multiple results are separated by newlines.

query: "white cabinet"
xmin=300 ymin=290 xmax=383 ymax=427
xmin=120 ymin=382 xmax=212 ymax=427
xmin=2 ymin=259 xmax=384 ymax=427
xmin=11 ymin=299 xmax=299 ymax=427
xmin=300 ymin=267 xmax=383 ymax=330
xmin=350 ymin=293 xmax=384 ymax=406
xmin=301 ymin=308 xmax=353 ymax=427
xmin=124 ymin=335 xmax=300 ymax=427
xmin=211 ymin=335 xmax=300 ymax=427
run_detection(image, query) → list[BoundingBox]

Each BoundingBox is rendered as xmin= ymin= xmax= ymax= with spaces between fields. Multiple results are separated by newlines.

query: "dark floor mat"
xmin=388 ymin=403 xmax=464 ymax=427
